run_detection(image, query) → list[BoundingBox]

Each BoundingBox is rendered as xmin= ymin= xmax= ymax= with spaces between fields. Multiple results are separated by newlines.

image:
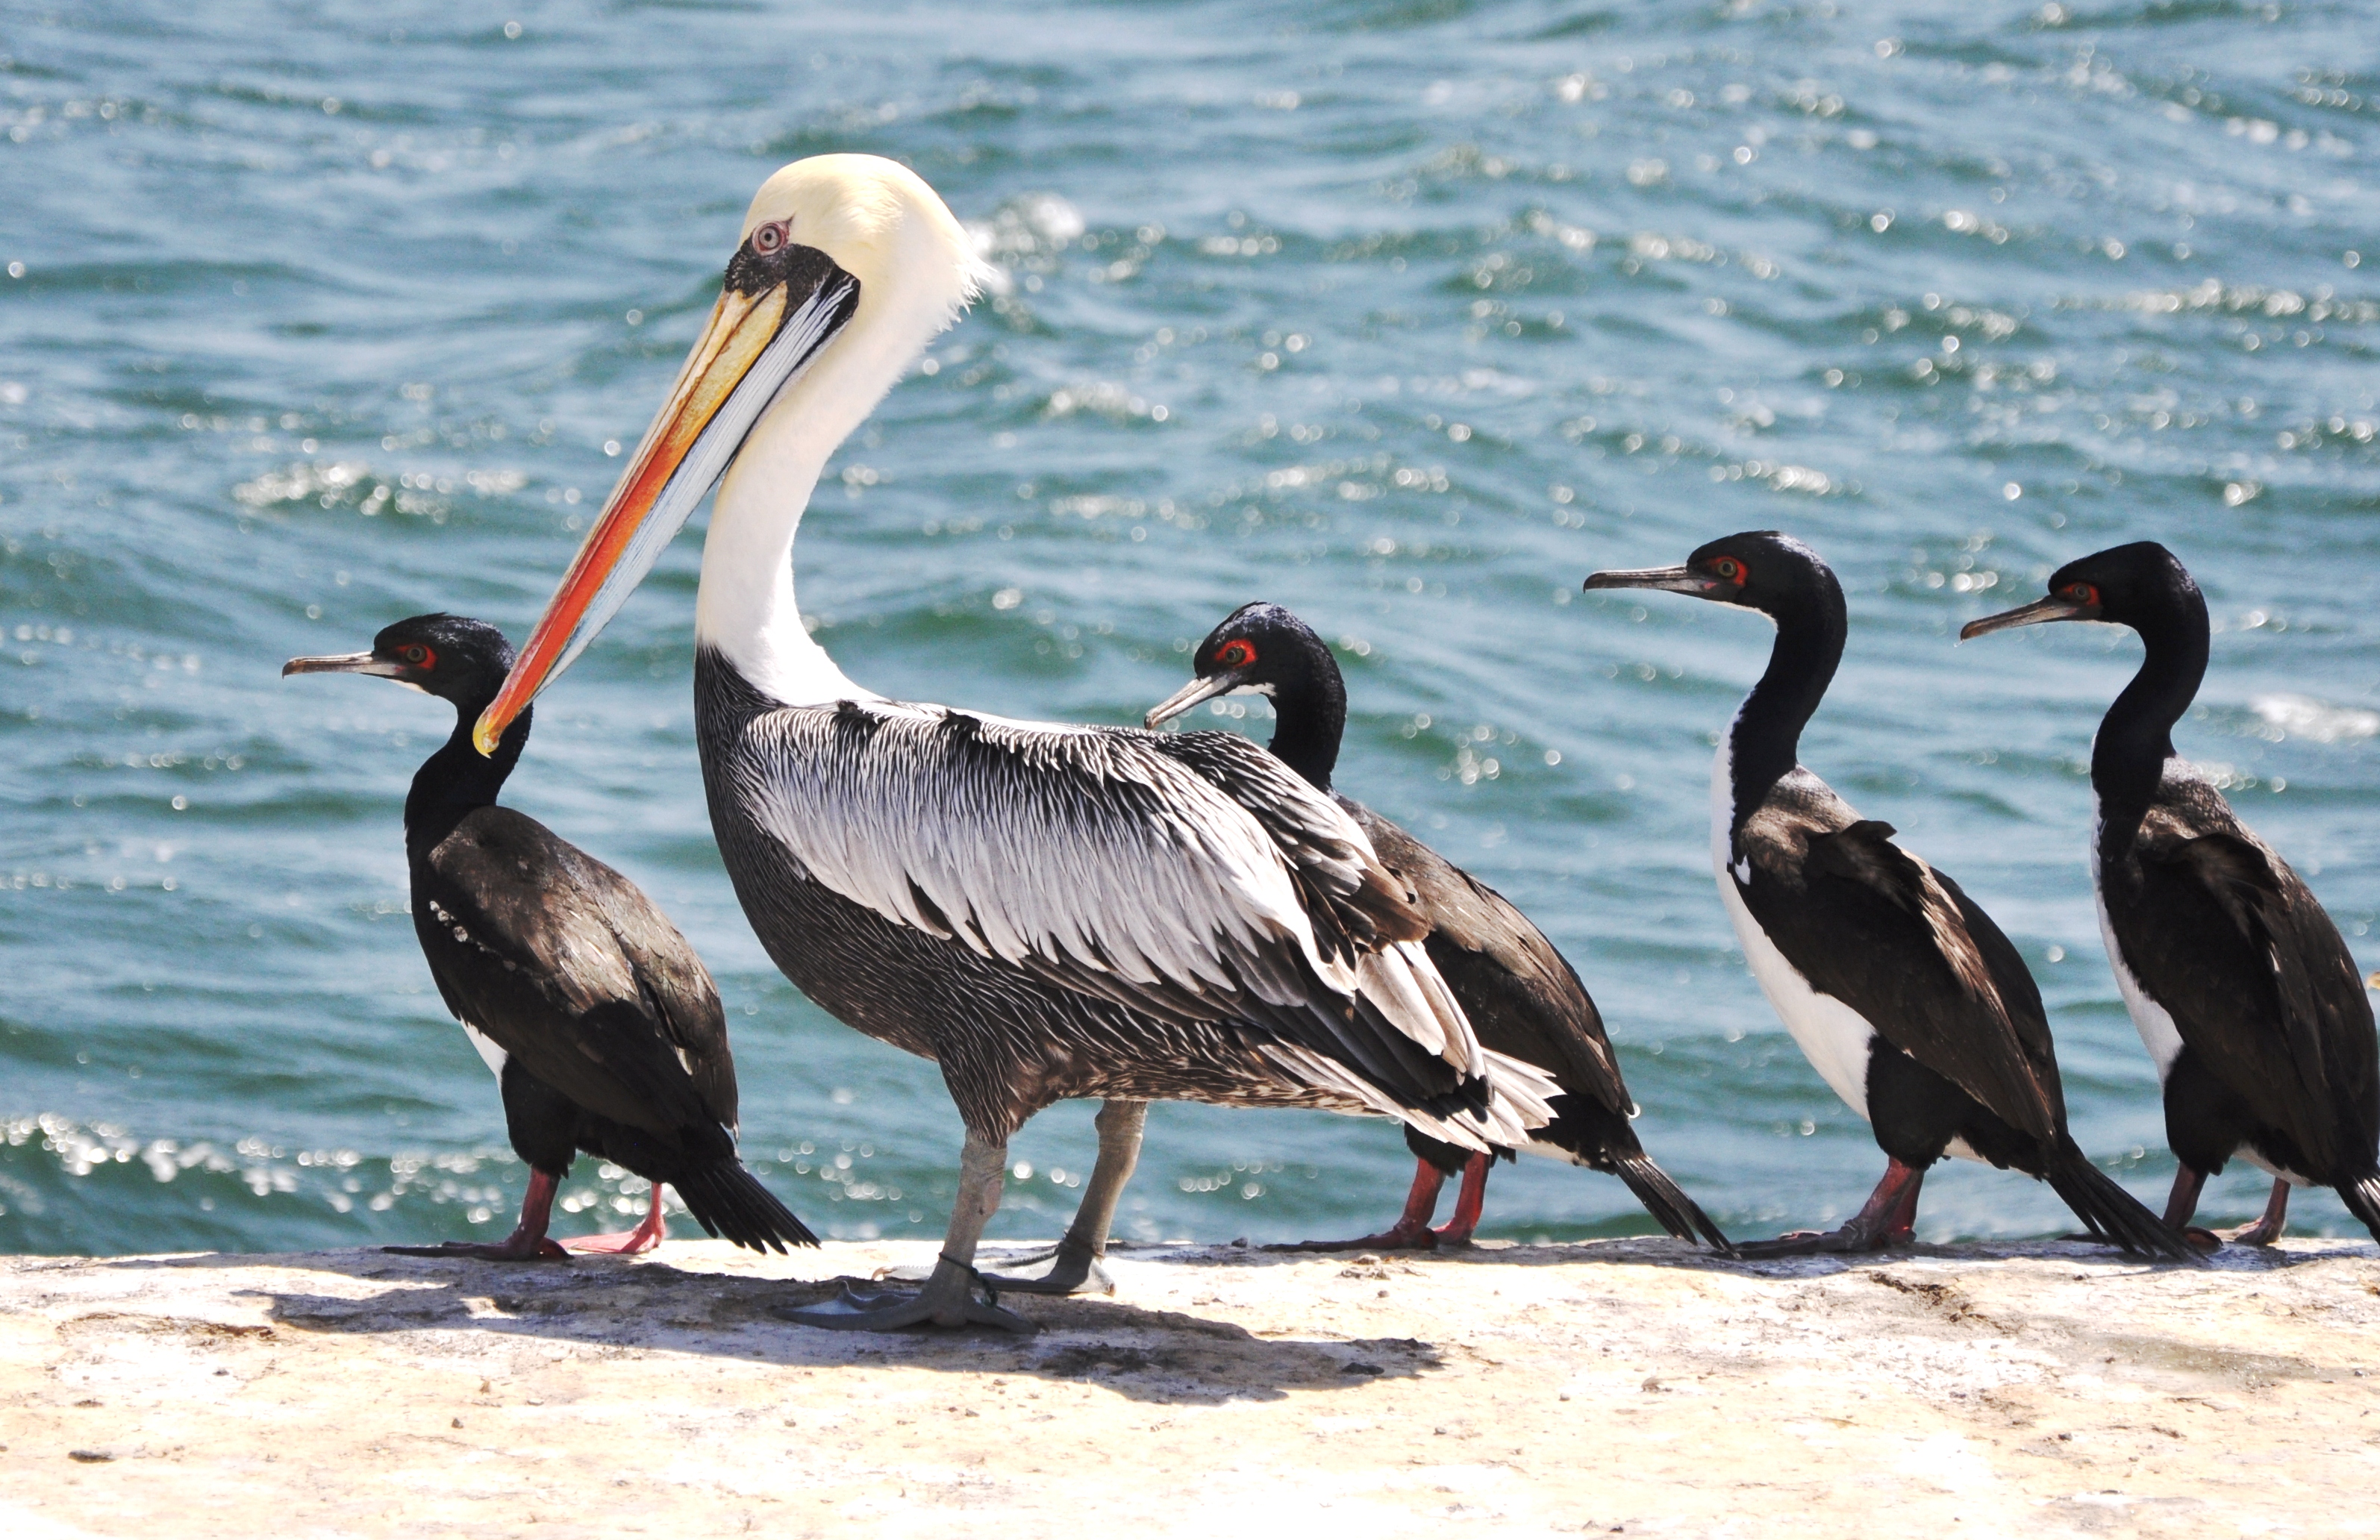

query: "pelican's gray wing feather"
xmin=726 ymin=700 xmax=1553 ymax=1146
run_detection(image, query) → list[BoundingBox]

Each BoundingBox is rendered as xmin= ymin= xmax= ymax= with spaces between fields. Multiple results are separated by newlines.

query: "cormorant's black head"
xmin=1583 ymin=530 xmax=1837 ymax=622
xmin=1960 ymin=541 xmax=2201 ymax=642
xmin=283 ymin=613 xmax=517 ymax=710
xmin=1143 ymin=601 xmax=1338 ymax=730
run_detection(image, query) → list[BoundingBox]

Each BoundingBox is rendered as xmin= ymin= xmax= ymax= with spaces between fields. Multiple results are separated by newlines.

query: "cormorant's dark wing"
xmin=1347 ymin=798 xmax=1628 ymax=1115
xmin=720 ymin=701 xmax=1555 ymax=1149
xmin=1734 ymin=784 xmax=2062 ymax=1143
xmin=2123 ymin=780 xmax=2379 ymax=1173
xmin=416 ymin=807 xmax=734 ymax=1138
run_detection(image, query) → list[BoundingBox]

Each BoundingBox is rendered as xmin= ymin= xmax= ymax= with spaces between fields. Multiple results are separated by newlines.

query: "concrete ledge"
xmin=2 ymin=1237 xmax=2376 ymax=1537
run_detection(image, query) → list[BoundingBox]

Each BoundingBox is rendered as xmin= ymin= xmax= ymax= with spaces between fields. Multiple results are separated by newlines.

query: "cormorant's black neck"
xmin=1264 ymin=631 xmax=1348 ymax=792
xmin=405 ymin=702 xmax=529 ymax=857
xmin=2092 ymin=586 xmax=2208 ymax=845
xmin=1725 ymin=580 xmax=1846 ymax=834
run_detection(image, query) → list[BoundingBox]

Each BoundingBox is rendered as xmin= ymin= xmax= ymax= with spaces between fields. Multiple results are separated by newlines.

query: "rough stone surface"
xmin=2 ymin=1237 xmax=2376 ymax=1536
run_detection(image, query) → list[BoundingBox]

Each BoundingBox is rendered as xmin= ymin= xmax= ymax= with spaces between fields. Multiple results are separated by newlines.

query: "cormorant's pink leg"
xmin=2162 ymin=1163 xmax=2222 ymax=1252
xmin=2219 ymin=1178 xmax=2291 ymax=1247
xmin=565 ymin=1185 xmax=669 ymax=1255
xmin=1429 ymin=1154 xmax=1494 ymax=1247
xmin=1279 ymin=1159 xmax=1448 ymax=1251
xmin=1883 ymin=1162 xmax=1925 ymax=1245
xmin=387 ymin=1168 xmax=569 ymax=1260
xmin=1737 ymin=1158 xmax=1926 ymax=1256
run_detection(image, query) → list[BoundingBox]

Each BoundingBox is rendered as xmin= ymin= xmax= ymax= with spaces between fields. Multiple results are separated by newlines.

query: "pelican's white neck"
xmin=693 ymin=410 xmax=870 ymax=708
xmin=694 ymin=295 xmax=964 ymax=708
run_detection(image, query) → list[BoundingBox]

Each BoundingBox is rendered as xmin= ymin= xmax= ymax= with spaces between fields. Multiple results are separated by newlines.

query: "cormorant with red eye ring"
xmin=1587 ymin=532 xmax=2196 ymax=1259
xmin=285 ymin=613 xmax=816 ymax=1261
xmin=1964 ymin=542 xmax=2380 ymax=1248
xmin=1146 ymin=601 xmax=1733 ymax=1253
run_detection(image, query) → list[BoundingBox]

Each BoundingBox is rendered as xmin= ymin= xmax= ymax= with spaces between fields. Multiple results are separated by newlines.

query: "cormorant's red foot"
xmin=1734 ymin=1221 xmax=1914 ymax=1258
xmin=1269 ymin=1155 xmax=1470 ymax=1251
xmin=385 ymin=1234 xmax=569 ymax=1261
xmin=1274 ymin=1223 xmax=1438 ymax=1253
xmin=387 ymin=1168 xmax=569 ymax=1260
xmin=564 ymin=1187 xmax=668 ymax=1255
xmin=1737 ymin=1158 xmax=1924 ymax=1257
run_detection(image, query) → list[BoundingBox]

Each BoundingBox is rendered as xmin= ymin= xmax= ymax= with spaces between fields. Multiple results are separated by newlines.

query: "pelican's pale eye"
xmin=1711 ymin=556 xmax=1746 ymax=584
xmin=752 ymin=222 xmax=787 ymax=254
xmin=1215 ymin=639 xmax=1258 ymax=669
xmin=399 ymin=643 xmax=436 ymax=669
xmin=2064 ymin=582 xmax=2099 ymax=606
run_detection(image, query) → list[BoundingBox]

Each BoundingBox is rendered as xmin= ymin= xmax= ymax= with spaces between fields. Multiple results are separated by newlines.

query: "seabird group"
xmin=291 ymin=154 xmax=2376 ymax=1330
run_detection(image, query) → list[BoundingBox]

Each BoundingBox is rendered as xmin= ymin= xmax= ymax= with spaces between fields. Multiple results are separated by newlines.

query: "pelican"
xmin=468 ymin=155 xmax=1556 ymax=1331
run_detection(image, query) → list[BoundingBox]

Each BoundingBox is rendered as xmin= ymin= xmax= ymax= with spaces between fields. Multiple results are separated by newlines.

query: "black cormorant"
xmin=1146 ymin=601 xmax=1731 ymax=1255
xmin=1586 ymin=533 xmax=2195 ymax=1259
xmin=287 ymin=613 xmax=815 ymax=1260
xmin=1964 ymin=541 xmax=2380 ymax=1247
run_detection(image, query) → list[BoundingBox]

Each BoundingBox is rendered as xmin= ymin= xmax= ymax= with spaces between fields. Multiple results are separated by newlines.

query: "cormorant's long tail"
xmin=2337 ymin=1174 xmax=2380 ymax=1246
xmin=1611 ymin=1151 xmax=1736 ymax=1256
xmin=2043 ymin=1139 xmax=2199 ymax=1262
xmin=671 ymin=1161 xmax=818 ymax=1253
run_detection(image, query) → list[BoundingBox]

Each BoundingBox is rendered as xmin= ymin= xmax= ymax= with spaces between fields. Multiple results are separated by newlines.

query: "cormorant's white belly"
xmin=2239 ymin=1147 xmax=2315 ymax=1186
xmin=1711 ymin=743 xmax=1876 ymax=1121
xmin=1715 ymin=866 xmax=1879 ymax=1121
xmin=2090 ymin=805 xmax=2185 ymax=1081
xmin=460 ymin=1020 xmax=509 ymax=1079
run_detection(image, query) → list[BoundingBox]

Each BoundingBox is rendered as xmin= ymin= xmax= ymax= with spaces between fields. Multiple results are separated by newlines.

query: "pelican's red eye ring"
xmin=2064 ymin=582 xmax=2099 ymax=607
xmin=400 ymin=644 xmax=436 ymax=669
xmin=1215 ymin=639 xmax=1258 ymax=669
xmin=751 ymin=221 xmax=788 ymax=254
xmin=1711 ymin=556 xmax=1748 ymax=584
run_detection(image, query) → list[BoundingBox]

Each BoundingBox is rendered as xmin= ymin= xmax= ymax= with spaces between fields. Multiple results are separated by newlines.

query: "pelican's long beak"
xmin=1581 ymin=563 xmax=1712 ymax=596
xmin=1958 ymin=593 xmax=2090 ymax=641
xmin=1144 ymin=672 xmax=1246 ymax=730
xmin=470 ymin=254 xmax=861 ymax=755
xmin=282 ymin=650 xmax=402 ymax=678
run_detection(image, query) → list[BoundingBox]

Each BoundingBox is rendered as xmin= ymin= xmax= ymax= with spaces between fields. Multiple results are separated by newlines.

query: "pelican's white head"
xmin=474 ymin=154 xmax=984 ymax=748
xmin=724 ymin=157 xmax=986 ymax=483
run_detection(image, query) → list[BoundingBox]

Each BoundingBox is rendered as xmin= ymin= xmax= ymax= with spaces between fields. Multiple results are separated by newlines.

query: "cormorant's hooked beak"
xmin=1581 ymin=564 xmax=1716 ymax=597
xmin=469 ymin=251 xmax=861 ymax=756
xmin=1958 ymin=593 xmax=2093 ymax=641
xmin=1143 ymin=670 xmax=1250 ymax=730
xmin=282 ymin=650 xmax=403 ymax=679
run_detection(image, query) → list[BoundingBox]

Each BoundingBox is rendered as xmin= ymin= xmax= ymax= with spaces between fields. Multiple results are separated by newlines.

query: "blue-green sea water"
xmin=6 ymin=1 xmax=2378 ymax=1256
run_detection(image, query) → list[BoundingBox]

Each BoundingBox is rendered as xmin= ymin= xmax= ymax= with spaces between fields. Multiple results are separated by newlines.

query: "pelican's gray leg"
xmin=781 ymin=1131 xmax=1036 ymax=1333
xmin=983 ymin=1098 xmax=1147 ymax=1295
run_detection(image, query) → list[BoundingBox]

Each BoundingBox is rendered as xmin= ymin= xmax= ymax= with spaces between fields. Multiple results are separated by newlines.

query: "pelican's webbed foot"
xmin=782 ymin=1257 xmax=1037 ymax=1334
xmin=976 ymin=1236 xmax=1114 ymax=1296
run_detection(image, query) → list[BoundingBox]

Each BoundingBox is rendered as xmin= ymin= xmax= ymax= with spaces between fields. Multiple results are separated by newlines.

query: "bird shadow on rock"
xmin=93 ymin=1248 xmax=1440 ymax=1406
xmin=1355 ymin=1233 xmax=2312 ymax=1280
